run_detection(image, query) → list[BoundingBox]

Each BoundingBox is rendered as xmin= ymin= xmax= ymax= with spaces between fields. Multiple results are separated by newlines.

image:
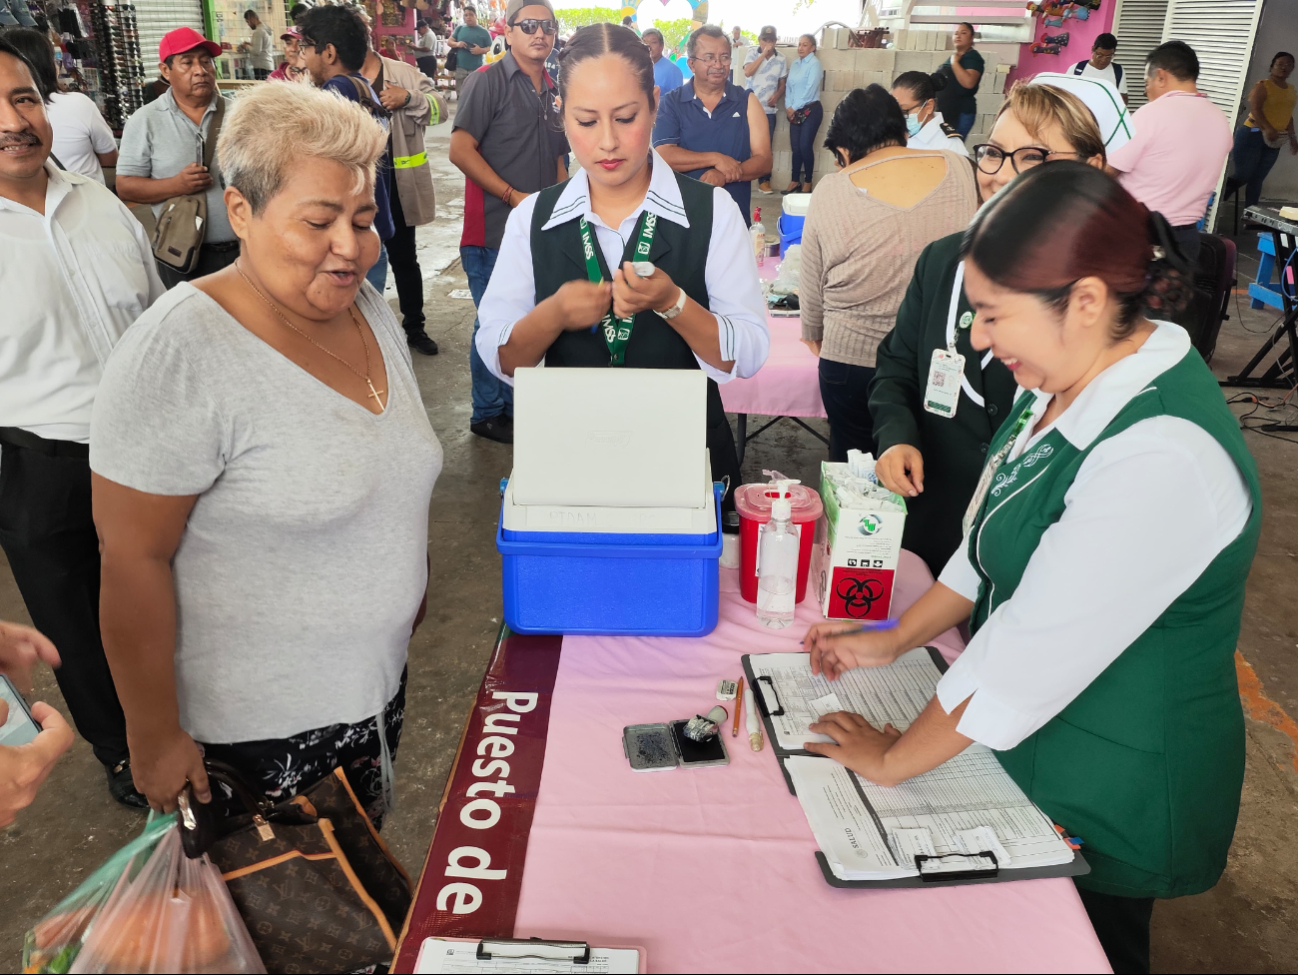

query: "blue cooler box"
xmin=498 ymin=485 xmax=723 ymax=637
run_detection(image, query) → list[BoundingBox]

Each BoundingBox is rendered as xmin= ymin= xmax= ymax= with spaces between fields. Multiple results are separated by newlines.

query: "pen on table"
xmin=732 ymin=676 xmax=744 ymax=737
xmin=800 ymin=618 xmax=900 ymax=645
xmin=745 ymin=686 xmax=763 ymax=751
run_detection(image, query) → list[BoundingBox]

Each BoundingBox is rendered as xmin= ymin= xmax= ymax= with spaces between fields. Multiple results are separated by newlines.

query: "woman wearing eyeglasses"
xmin=868 ymin=83 xmax=1107 ymax=576
xmin=783 ymin=34 xmax=824 ymax=194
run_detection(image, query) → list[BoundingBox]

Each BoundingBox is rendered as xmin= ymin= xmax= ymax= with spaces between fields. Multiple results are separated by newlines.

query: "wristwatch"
xmin=655 ymin=287 xmax=687 ymax=321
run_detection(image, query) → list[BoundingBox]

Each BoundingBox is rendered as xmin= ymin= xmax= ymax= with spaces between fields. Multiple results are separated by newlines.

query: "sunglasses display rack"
xmin=89 ymin=0 xmax=145 ymax=129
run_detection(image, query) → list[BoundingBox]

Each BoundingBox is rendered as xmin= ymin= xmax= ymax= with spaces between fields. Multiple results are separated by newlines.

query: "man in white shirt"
xmin=414 ymin=18 xmax=439 ymax=78
xmin=242 ymin=9 xmax=275 ymax=80
xmin=1071 ymin=32 xmax=1127 ymax=104
xmin=0 ymin=39 xmax=164 ymax=808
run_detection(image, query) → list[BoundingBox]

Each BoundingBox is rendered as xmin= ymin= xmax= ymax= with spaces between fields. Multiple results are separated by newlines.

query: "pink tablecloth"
xmin=719 ymin=257 xmax=826 ymax=419
xmin=512 ymin=552 xmax=1109 ymax=973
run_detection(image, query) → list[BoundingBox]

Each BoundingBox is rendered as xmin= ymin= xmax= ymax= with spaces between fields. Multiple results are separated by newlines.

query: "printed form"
xmin=756 ymin=651 xmax=1074 ymax=882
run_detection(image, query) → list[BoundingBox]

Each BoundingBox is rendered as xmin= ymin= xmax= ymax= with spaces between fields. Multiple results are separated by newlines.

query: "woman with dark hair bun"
xmin=806 ymin=162 xmax=1260 ymax=975
xmin=890 ymin=70 xmax=966 ymax=156
xmin=476 ymin=21 xmax=769 ymax=518
xmin=800 ymin=84 xmax=976 ymax=461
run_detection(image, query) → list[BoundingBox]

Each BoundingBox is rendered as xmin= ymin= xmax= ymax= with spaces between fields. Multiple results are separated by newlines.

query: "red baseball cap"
xmin=280 ymin=26 xmax=302 ymax=41
xmin=158 ymin=26 xmax=222 ymax=63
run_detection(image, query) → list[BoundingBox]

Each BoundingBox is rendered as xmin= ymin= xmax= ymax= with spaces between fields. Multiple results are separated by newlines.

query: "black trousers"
xmin=156 ymin=241 xmax=240 ymax=290
xmin=386 ymin=184 xmax=426 ymax=333
xmin=0 ymin=432 xmax=127 ymax=767
xmin=1170 ymin=223 xmax=1202 ymax=266
xmin=253 ymin=68 xmax=270 ymax=81
xmin=819 ymin=358 xmax=876 ymax=462
xmin=1077 ymin=885 xmax=1155 ymax=975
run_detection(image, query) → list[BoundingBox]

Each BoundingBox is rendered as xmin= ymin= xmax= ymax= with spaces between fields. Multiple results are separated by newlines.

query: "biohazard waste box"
xmin=810 ymin=459 xmax=908 ymax=621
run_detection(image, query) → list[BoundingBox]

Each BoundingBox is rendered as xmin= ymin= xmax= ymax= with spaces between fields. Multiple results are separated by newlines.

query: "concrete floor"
xmin=3 ymin=120 xmax=1297 ymax=970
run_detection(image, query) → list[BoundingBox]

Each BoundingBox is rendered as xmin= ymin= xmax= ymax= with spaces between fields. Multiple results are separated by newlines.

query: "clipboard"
xmin=412 ymin=937 xmax=647 ymax=973
xmin=741 ymin=649 xmax=1090 ymax=890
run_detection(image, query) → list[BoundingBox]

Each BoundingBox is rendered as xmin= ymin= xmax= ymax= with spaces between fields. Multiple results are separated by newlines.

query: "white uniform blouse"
xmin=935 ymin=322 xmax=1252 ymax=750
xmin=907 ymin=111 xmax=969 ymax=157
xmin=475 ymin=150 xmax=770 ymax=384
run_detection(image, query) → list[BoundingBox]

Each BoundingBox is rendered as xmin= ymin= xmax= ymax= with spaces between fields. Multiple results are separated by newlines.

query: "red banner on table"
xmin=392 ymin=630 xmax=563 ymax=973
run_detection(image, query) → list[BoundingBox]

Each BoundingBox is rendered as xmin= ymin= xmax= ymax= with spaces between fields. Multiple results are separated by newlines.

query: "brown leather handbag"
xmin=180 ymin=762 xmax=412 ymax=975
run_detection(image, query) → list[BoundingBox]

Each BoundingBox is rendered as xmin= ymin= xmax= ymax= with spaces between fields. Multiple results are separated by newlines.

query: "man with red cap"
xmin=116 ymin=27 xmax=238 ymax=288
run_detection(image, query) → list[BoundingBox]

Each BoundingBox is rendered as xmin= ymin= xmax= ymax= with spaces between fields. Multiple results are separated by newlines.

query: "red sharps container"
xmin=734 ymin=473 xmax=824 ymax=605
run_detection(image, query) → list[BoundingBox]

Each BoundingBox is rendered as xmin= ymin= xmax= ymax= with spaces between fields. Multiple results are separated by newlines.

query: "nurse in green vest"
xmin=473 ymin=22 xmax=769 ymax=511
xmin=803 ymin=163 xmax=1260 ymax=975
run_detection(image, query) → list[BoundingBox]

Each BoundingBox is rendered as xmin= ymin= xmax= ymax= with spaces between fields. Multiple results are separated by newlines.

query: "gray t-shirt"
xmin=116 ymin=91 xmax=236 ymax=244
xmin=89 ymin=282 xmax=442 ymax=743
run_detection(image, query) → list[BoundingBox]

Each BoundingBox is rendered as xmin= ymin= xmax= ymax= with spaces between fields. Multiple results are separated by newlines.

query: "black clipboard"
xmin=741 ymin=649 xmax=1090 ymax=890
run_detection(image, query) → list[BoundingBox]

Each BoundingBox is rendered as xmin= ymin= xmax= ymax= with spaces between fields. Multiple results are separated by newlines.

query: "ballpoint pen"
xmin=800 ymin=618 xmax=900 ymax=644
xmin=745 ymin=687 xmax=763 ymax=752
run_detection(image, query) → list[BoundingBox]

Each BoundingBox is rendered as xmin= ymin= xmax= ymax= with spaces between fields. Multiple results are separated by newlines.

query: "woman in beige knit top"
xmin=801 ymin=84 xmax=978 ymax=459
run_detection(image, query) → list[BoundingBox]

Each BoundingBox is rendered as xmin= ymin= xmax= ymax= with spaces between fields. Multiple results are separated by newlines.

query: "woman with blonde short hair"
xmin=90 ymin=81 xmax=443 ymax=824
xmin=869 ymin=81 xmax=1107 ymax=575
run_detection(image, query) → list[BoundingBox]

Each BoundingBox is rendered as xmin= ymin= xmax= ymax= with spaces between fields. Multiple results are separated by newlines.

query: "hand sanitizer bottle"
xmin=756 ymin=488 xmax=798 ymax=629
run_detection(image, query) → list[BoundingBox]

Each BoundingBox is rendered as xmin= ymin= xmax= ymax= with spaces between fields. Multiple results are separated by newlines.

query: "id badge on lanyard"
xmin=924 ymin=348 xmax=965 ymax=418
xmin=924 ymin=263 xmax=975 ymax=419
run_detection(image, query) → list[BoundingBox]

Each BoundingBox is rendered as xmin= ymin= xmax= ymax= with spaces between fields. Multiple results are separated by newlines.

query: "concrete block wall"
xmin=758 ymin=44 xmax=1008 ymax=189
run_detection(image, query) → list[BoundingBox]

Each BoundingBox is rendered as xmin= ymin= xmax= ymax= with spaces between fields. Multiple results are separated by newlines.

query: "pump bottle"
xmin=756 ymin=488 xmax=799 ymax=628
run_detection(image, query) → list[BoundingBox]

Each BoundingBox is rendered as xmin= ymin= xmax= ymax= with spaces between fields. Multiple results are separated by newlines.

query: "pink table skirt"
xmin=512 ymin=552 xmax=1109 ymax=973
xmin=719 ymin=258 xmax=826 ymax=419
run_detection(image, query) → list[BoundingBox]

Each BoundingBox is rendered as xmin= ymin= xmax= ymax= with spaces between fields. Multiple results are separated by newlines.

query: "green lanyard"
xmin=577 ymin=211 xmax=658 ymax=366
xmin=961 ymin=398 xmax=1039 ymax=536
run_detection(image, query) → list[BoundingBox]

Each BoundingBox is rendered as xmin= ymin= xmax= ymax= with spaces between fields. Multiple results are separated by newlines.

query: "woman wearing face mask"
xmin=891 ymin=70 xmax=967 ymax=157
xmin=869 ymin=82 xmax=1106 ymax=575
xmin=474 ymin=22 xmax=769 ymax=514
xmin=807 ymin=162 xmax=1259 ymax=975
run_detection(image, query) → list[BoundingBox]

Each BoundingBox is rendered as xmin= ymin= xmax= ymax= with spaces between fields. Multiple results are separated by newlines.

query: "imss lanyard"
xmin=577 ymin=211 xmax=657 ymax=366
xmin=961 ymin=398 xmax=1039 ymax=536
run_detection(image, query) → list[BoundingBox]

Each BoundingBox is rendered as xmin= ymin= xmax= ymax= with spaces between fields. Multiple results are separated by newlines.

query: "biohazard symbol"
xmin=835 ymin=576 xmax=885 ymax=618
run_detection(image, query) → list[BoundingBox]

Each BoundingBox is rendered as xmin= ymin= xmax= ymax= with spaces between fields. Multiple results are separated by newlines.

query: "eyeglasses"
xmin=973 ymin=144 xmax=1080 ymax=175
xmin=511 ymin=18 xmax=557 ymax=35
xmin=690 ymin=53 xmax=732 ymax=66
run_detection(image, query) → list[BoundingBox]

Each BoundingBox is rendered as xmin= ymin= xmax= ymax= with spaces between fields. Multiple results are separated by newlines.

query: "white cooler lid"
xmin=512 ymin=367 xmax=707 ymax=508
xmin=783 ymin=193 xmax=812 ymax=218
xmin=502 ymin=452 xmax=716 ymax=534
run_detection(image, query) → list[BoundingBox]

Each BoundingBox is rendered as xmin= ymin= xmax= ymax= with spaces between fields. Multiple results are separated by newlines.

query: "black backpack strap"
xmin=1114 ymin=62 xmax=1123 ymax=86
xmin=1072 ymin=60 xmax=1087 ymax=76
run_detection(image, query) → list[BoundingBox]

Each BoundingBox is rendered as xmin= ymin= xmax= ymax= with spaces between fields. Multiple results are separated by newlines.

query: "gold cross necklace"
xmin=236 ymin=260 xmax=386 ymax=411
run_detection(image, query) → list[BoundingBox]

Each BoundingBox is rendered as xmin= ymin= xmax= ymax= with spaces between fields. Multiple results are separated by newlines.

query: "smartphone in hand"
xmin=0 ymin=675 xmax=40 ymax=747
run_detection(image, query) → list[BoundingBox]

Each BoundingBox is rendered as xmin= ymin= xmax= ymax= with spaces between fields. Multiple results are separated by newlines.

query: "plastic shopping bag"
xmin=23 ymin=813 xmax=265 ymax=974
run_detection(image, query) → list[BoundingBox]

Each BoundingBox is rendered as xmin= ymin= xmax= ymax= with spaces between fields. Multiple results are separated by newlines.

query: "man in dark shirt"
xmin=449 ymin=0 xmax=567 ymax=444
xmin=653 ymin=25 xmax=771 ymax=227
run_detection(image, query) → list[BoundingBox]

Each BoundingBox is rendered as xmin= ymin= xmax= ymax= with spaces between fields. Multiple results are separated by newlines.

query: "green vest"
xmin=966 ymin=345 xmax=1261 ymax=898
xmin=528 ymin=173 xmax=743 ymax=495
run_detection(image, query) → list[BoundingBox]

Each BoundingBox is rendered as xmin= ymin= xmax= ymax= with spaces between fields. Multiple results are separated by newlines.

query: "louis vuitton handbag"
xmin=180 ymin=761 xmax=413 ymax=975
